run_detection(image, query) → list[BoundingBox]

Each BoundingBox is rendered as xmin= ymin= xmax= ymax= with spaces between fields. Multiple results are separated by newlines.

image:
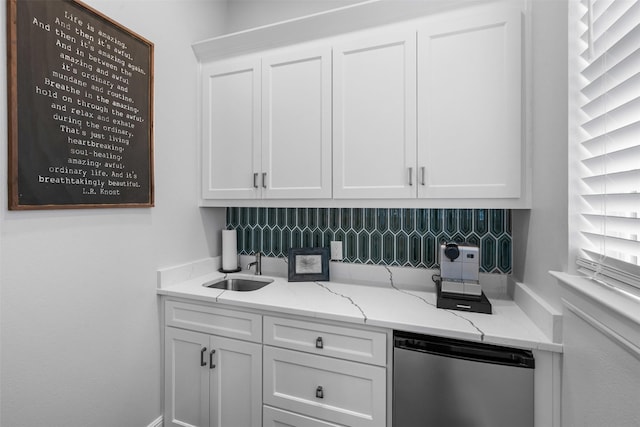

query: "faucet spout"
xmin=247 ymin=252 xmax=262 ymax=275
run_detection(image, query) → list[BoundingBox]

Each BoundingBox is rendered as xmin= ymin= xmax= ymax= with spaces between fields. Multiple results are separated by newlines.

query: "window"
xmin=570 ymin=0 xmax=640 ymax=293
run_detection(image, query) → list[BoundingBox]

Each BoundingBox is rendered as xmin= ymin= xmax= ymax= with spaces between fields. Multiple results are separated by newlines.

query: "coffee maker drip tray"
xmin=436 ymin=280 xmax=493 ymax=314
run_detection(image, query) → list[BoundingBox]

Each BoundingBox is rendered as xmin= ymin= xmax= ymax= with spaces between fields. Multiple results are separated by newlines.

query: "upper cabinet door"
xmin=333 ymin=31 xmax=417 ymax=199
xmin=202 ymin=58 xmax=261 ymax=199
xmin=262 ymin=47 xmax=332 ymax=199
xmin=417 ymin=5 xmax=522 ymax=199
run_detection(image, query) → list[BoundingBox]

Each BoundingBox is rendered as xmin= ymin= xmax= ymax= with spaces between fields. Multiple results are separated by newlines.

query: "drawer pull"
xmin=209 ymin=349 xmax=216 ymax=369
xmin=315 ymin=336 xmax=324 ymax=349
xmin=200 ymin=347 xmax=207 ymax=367
xmin=315 ymin=386 xmax=324 ymax=399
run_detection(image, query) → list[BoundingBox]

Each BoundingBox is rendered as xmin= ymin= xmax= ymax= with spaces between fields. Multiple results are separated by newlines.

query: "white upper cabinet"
xmin=201 ymin=47 xmax=332 ymax=200
xmin=333 ymin=31 xmax=417 ymax=199
xmin=195 ymin=1 xmax=528 ymax=207
xmin=201 ymin=58 xmax=261 ymax=200
xmin=417 ymin=4 xmax=522 ymax=199
xmin=262 ymin=47 xmax=332 ymax=199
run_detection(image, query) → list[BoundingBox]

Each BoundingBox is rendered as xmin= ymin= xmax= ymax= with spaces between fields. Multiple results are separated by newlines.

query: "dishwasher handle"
xmin=394 ymin=332 xmax=535 ymax=369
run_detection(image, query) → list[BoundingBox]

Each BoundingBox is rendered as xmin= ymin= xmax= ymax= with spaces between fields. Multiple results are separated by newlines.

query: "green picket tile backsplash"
xmin=226 ymin=207 xmax=512 ymax=274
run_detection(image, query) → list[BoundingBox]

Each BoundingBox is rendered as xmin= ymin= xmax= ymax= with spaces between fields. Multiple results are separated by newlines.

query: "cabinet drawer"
xmin=263 ymin=346 xmax=386 ymax=427
xmin=264 ymin=316 xmax=387 ymax=365
xmin=165 ymin=300 xmax=261 ymax=342
xmin=263 ymin=406 xmax=343 ymax=427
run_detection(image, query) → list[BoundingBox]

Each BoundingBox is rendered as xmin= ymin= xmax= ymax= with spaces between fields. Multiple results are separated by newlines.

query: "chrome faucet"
xmin=247 ymin=252 xmax=262 ymax=275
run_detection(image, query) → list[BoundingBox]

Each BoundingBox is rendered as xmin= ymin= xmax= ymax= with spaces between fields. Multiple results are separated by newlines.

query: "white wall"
xmin=512 ymin=0 xmax=568 ymax=313
xmin=225 ymin=0 xmax=366 ymax=33
xmin=0 ymin=1 xmax=227 ymax=426
xmin=562 ymin=304 xmax=640 ymax=426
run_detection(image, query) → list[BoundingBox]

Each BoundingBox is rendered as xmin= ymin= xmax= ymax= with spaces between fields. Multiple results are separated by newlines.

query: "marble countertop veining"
xmin=157 ymin=260 xmax=562 ymax=353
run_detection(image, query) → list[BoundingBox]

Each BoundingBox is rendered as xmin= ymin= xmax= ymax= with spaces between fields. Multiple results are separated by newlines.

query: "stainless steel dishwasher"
xmin=393 ymin=331 xmax=535 ymax=427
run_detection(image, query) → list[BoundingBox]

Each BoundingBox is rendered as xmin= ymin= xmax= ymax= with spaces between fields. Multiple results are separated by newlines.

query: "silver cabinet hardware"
xmin=421 ymin=167 xmax=426 ymax=186
xmin=253 ymin=173 xmax=258 ymax=188
xmin=408 ymin=167 xmax=413 ymax=186
xmin=262 ymin=172 xmax=267 ymax=188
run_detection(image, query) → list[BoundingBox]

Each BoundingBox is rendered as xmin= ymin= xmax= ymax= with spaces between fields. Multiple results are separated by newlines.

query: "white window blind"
xmin=575 ymin=0 xmax=640 ymax=291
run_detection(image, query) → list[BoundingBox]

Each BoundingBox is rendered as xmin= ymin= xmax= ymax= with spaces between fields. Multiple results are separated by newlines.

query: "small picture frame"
xmin=288 ymin=247 xmax=330 ymax=282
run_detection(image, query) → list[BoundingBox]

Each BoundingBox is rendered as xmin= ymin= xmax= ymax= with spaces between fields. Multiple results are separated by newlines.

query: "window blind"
xmin=575 ymin=0 xmax=640 ymax=291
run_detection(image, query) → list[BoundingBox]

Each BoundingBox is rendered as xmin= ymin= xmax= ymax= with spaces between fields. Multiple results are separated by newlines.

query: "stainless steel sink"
xmin=203 ymin=276 xmax=273 ymax=292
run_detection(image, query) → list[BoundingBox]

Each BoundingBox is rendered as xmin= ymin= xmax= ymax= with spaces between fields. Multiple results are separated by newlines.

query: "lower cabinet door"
xmin=210 ymin=335 xmax=262 ymax=427
xmin=164 ymin=328 xmax=210 ymax=427
xmin=263 ymin=346 xmax=386 ymax=427
xmin=263 ymin=406 xmax=345 ymax=427
xmin=164 ymin=327 xmax=262 ymax=427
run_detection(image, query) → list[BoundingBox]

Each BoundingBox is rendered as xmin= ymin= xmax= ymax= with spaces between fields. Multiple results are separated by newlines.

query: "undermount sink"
xmin=203 ymin=276 xmax=273 ymax=292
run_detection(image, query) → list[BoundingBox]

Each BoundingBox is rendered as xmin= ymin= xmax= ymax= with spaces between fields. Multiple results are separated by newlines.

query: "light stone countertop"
xmin=157 ymin=257 xmax=562 ymax=353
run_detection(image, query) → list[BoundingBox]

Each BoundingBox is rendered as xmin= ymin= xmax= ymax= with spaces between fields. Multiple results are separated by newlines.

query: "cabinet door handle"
xmin=408 ymin=167 xmax=413 ymax=186
xmin=315 ymin=336 xmax=324 ymax=349
xmin=253 ymin=173 xmax=258 ymax=189
xmin=262 ymin=172 xmax=267 ymax=188
xmin=316 ymin=386 xmax=324 ymax=399
xmin=209 ymin=349 xmax=216 ymax=369
xmin=200 ymin=347 xmax=207 ymax=367
xmin=421 ymin=166 xmax=426 ymax=186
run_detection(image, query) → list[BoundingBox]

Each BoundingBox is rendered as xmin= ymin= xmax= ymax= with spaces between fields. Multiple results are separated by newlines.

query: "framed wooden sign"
xmin=7 ymin=0 xmax=154 ymax=209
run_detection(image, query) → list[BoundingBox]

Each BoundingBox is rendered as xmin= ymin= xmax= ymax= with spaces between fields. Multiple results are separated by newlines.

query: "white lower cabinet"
xmin=263 ymin=315 xmax=387 ymax=365
xmin=263 ymin=406 xmax=345 ymax=427
xmin=263 ymin=346 xmax=386 ymax=427
xmin=163 ymin=302 xmax=262 ymax=427
xmin=263 ymin=316 xmax=388 ymax=427
xmin=163 ymin=303 xmax=388 ymax=427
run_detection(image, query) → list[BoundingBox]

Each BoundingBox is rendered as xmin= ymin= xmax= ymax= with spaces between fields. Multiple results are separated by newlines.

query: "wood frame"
xmin=288 ymin=247 xmax=330 ymax=282
xmin=6 ymin=0 xmax=154 ymax=209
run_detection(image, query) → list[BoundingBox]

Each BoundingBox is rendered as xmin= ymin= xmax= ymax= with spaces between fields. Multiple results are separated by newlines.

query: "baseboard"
xmin=147 ymin=415 xmax=163 ymax=427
